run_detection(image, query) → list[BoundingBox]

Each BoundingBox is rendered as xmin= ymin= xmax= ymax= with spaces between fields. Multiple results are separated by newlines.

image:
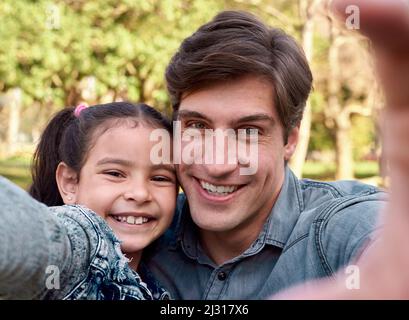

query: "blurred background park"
xmin=0 ymin=0 xmax=385 ymax=190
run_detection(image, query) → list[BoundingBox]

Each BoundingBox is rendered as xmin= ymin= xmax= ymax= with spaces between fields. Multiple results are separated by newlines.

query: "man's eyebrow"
xmin=96 ymin=158 xmax=134 ymax=167
xmin=175 ymin=110 xmax=212 ymax=122
xmin=235 ymin=113 xmax=276 ymax=126
xmin=176 ymin=110 xmax=275 ymax=125
xmin=236 ymin=113 xmax=276 ymax=124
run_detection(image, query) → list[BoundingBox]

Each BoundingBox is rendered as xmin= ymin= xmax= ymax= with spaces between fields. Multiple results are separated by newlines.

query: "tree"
xmin=0 ymin=0 xmax=224 ymax=146
xmin=289 ymin=0 xmax=321 ymax=178
xmin=324 ymin=7 xmax=377 ymax=180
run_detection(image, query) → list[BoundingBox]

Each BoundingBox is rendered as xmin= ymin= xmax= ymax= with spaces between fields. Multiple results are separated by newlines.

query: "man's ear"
xmin=284 ymin=126 xmax=300 ymax=161
xmin=56 ymin=162 xmax=79 ymax=204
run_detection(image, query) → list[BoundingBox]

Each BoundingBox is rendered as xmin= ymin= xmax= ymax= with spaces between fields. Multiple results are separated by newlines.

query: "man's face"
xmin=177 ymin=76 xmax=299 ymax=237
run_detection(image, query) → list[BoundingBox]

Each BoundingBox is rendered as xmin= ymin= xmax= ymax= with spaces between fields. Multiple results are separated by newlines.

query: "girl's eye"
xmin=105 ymin=171 xmax=125 ymax=178
xmin=152 ymin=176 xmax=173 ymax=183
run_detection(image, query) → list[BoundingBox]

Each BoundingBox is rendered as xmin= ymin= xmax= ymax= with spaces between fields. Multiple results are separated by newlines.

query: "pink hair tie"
xmin=74 ymin=103 xmax=88 ymax=118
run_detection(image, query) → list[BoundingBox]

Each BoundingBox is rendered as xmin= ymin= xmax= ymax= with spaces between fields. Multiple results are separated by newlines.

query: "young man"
xmin=144 ymin=9 xmax=386 ymax=299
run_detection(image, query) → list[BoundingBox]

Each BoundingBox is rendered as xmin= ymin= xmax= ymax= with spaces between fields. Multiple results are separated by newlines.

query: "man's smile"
xmin=192 ymin=177 xmax=247 ymax=202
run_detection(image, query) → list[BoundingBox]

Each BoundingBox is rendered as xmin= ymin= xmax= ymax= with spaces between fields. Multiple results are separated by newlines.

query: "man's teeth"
xmin=200 ymin=180 xmax=238 ymax=196
xmin=112 ymin=215 xmax=149 ymax=225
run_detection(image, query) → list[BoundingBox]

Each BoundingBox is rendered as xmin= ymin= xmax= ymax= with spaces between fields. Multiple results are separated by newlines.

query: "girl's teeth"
xmin=114 ymin=215 xmax=150 ymax=225
xmin=126 ymin=216 xmax=135 ymax=224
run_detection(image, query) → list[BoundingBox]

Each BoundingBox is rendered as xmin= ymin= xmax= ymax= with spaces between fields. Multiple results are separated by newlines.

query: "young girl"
xmin=0 ymin=102 xmax=177 ymax=300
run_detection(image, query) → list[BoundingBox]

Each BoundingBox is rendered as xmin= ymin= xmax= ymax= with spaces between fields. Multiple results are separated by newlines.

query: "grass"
xmin=302 ymin=161 xmax=379 ymax=181
xmin=0 ymin=156 xmax=380 ymax=191
xmin=0 ymin=156 xmax=32 ymax=190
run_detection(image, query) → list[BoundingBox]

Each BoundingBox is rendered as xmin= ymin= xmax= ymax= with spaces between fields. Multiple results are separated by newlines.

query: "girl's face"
xmin=67 ymin=122 xmax=177 ymax=257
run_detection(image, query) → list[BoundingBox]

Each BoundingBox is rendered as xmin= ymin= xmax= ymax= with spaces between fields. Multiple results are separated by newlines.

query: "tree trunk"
xmin=335 ymin=111 xmax=354 ymax=180
xmin=6 ymin=88 xmax=22 ymax=156
xmin=327 ymin=23 xmax=355 ymax=180
xmin=289 ymin=0 xmax=317 ymax=177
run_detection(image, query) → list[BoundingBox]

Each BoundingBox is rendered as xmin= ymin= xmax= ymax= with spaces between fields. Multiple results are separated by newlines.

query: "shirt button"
xmin=217 ymin=271 xmax=227 ymax=281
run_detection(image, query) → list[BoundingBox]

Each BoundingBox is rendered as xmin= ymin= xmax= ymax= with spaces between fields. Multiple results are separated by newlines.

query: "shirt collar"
xmin=263 ymin=166 xmax=304 ymax=248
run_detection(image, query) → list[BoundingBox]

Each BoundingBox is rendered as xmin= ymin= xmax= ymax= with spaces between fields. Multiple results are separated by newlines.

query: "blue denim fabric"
xmin=0 ymin=176 xmax=170 ymax=300
xmin=144 ymin=167 xmax=387 ymax=299
xmin=50 ymin=205 xmax=171 ymax=300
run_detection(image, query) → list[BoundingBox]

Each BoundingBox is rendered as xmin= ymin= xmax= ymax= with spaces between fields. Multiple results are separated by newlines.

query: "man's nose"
xmin=201 ymin=132 xmax=239 ymax=178
xmin=202 ymin=162 xmax=239 ymax=179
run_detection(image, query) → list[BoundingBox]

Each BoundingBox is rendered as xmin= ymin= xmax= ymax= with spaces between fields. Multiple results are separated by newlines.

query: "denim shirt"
xmin=144 ymin=167 xmax=387 ymax=299
xmin=0 ymin=176 xmax=170 ymax=300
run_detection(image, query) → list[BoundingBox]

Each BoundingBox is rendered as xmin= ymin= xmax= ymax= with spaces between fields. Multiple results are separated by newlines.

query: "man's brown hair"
xmin=166 ymin=10 xmax=313 ymax=142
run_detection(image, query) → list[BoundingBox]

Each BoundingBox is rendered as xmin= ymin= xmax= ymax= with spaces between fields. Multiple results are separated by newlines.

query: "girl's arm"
xmin=0 ymin=176 xmax=72 ymax=299
xmin=0 ymin=176 xmax=137 ymax=299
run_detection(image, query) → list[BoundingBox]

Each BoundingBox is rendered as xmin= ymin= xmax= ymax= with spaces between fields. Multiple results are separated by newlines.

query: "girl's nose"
xmin=123 ymin=181 xmax=152 ymax=203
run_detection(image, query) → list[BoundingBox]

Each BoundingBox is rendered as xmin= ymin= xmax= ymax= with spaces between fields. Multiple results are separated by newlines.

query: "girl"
xmin=0 ymin=102 xmax=177 ymax=300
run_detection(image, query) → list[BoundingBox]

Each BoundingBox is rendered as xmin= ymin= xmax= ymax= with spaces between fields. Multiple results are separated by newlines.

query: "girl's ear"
xmin=56 ymin=162 xmax=79 ymax=204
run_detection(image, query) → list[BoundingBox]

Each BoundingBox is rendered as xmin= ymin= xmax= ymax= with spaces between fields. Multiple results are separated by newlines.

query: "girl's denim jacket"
xmin=0 ymin=176 xmax=170 ymax=300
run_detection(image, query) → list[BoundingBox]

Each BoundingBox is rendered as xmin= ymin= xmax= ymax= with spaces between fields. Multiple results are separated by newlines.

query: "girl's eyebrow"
xmin=96 ymin=158 xmax=175 ymax=173
xmin=150 ymin=164 xmax=176 ymax=173
xmin=96 ymin=157 xmax=134 ymax=167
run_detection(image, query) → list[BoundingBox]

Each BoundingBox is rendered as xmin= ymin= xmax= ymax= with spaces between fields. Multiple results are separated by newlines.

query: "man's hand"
xmin=274 ymin=0 xmax=409 ymax=299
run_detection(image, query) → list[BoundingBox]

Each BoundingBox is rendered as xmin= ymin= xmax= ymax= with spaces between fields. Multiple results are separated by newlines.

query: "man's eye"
xmin=187 ymin=122 xmax=206 ymax=129
xmin=242 ymin=128 xmax=259 ymax=136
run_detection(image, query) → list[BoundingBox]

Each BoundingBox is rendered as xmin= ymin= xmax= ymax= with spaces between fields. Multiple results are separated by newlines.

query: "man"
xmin=144 ymin=7 xmax=387 ymax=299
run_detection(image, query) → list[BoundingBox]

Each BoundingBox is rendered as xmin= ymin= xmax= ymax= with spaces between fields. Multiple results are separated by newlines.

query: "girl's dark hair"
xmin=29 ymin=102 xmax=172 ymax=206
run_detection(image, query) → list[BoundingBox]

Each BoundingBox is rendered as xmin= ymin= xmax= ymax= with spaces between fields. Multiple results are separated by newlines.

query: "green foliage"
xmin=351 ymin=114 xmax=377 ymax=160
xmin=309 ymin=119 xmax=335 ymax=151
xmin=309 ymin=91 xmax=335 ymax=151
xmin=0 ymin=0 xmax=224 ymax=116
xmin=0 ymin=0 xmax=378 ymax=164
